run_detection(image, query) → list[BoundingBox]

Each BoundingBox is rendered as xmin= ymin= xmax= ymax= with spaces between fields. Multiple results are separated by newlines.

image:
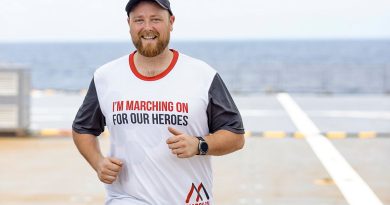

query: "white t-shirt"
xmin=73 ymin=49 xmax=244 ymax=205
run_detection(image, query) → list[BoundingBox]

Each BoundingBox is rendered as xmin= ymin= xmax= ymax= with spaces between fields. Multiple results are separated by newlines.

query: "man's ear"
xmin=127 ymin=17 xmax=130 ymax=24
xmin=169 ymin=15 xmax=175 ymax=31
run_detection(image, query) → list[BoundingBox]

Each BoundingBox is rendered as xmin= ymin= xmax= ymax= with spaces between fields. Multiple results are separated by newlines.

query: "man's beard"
xmin=132 ymin=30 xmax=170 ymax=57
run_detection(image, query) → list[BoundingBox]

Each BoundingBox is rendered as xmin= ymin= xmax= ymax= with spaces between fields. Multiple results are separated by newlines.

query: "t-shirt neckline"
xmin=129 ymin=49 xmax=179 ymax=81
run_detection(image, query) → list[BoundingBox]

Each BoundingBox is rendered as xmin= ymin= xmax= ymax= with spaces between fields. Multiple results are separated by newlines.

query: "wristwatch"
xmin=196 ymin=136 xmax=208 ymax=155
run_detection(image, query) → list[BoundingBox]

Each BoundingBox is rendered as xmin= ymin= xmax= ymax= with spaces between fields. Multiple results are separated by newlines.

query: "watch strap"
xmin=196 ymin=136 xmax=205 ymax=141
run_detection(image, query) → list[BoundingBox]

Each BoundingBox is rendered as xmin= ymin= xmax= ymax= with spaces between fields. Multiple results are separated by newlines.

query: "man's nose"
xmin=143 ymin=20 xmax=153 ymax=29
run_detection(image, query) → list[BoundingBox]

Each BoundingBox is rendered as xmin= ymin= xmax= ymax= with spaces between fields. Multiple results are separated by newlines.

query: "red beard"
xmin=132 ymin=30 xmax=170 ymax=57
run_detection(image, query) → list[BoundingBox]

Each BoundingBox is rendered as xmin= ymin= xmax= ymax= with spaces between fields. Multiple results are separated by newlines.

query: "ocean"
xmin=0 ymin=40 xmax=390 ymax=94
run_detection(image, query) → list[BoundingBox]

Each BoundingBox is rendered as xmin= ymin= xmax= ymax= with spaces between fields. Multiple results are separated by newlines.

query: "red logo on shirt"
xmin=185 ymin=183 xmax=210 ymax=205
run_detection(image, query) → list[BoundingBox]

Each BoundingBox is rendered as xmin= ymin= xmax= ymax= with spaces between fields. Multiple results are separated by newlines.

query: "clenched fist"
xmin=96 ymin=157 xmax=123 ymax=184
xmin=166 ymin=127 xmax=199 ymax=158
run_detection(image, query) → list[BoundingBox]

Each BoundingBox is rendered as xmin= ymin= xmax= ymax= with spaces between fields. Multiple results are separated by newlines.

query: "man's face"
xmin=128 ymin=1 xmax=175 ymax=57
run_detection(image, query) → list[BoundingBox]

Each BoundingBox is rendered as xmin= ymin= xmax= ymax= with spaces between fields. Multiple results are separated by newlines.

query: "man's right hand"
xmin=96 ymin=157 xmax=123 ymax=184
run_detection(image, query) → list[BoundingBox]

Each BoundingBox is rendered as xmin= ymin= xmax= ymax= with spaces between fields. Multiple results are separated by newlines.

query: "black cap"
xmin=126 ymin=0 xmax=173 ymax=16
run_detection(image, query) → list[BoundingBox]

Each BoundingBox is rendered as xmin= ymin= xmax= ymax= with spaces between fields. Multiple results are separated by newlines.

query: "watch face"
xmin=200 ymin=141 xmax=208 ymax=154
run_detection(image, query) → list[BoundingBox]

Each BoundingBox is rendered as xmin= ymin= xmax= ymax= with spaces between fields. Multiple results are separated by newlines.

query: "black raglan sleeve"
xmin=207 ymin=73 xmax=245 ymax=134
xmin=72 ymin=78 xmax=106 ymax=136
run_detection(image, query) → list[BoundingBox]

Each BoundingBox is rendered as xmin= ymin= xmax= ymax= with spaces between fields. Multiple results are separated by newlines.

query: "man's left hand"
xmin=166 ymin=127 xmax=199 ymax=158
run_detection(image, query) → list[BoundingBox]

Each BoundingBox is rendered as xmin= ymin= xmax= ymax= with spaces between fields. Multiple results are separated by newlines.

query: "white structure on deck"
xmin=0 ymin=63 xmax=30 ymax=136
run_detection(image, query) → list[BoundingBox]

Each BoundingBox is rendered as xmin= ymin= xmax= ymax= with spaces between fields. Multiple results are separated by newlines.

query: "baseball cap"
xmin=126 ymin=0 xmax=173 ymax=16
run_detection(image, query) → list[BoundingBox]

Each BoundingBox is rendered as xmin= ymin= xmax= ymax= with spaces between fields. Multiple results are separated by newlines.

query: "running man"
xmin=72 ymin=0 xmax=245 ymax=204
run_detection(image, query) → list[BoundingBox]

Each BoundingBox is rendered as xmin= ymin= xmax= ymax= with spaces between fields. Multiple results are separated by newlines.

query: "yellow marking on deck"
xmin=326 ymin=131 xmax=347 ymax=139
xmin=40 ymin=129 xmax=61 ymax=136
xmin=314 ymin=177 xmax=335 ymax=186
xmin=244 ymin=131 xmax=252 ymax=137
xmin=293 ymin=132 xmax=305 ymax=139
xmin=358 ymin=131 xmax=376 ymax=139
xmin=263 ymin=131 xmax=286 ymax=138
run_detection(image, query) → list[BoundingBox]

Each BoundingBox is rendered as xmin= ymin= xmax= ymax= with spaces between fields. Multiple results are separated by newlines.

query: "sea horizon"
xmin=1 ymin=39 xmax=390 ymax=94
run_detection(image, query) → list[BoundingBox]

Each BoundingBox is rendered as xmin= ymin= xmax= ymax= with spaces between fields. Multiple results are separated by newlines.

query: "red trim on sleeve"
xmin=129 ymin=49 xmax=179 ymax=81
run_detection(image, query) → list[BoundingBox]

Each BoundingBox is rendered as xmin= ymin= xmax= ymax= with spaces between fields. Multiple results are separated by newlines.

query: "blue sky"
xmin=0 ymin=0 xmax=389 ymax=42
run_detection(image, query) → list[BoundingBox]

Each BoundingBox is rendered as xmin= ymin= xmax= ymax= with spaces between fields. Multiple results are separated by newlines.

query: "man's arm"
xmin=72 ymin=131 xmax=123 ymax=184
xmin=167 ymin=73 xmax=245 ymax=158
xmin=72 ymin=78 xmax=122 ymax=184
xmin=204 ymin=129 xmax=244 ymax=156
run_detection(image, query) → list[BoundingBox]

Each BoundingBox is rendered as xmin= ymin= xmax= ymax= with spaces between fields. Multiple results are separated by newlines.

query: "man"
xmin=72 ymin=0 xmax=245 ymax=204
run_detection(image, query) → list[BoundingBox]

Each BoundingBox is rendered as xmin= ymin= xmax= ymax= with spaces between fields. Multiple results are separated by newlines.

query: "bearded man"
xmin=72 ymin=0 xmax=245 ymax=204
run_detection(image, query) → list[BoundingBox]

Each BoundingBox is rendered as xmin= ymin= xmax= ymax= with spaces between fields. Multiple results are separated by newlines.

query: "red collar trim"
xmin=129 ymin=49 xmax=179 ymax=81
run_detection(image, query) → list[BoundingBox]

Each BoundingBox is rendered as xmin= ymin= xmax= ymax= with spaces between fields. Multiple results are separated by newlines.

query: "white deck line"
xmin=276 ymin=93 xmax=383 ymax=205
